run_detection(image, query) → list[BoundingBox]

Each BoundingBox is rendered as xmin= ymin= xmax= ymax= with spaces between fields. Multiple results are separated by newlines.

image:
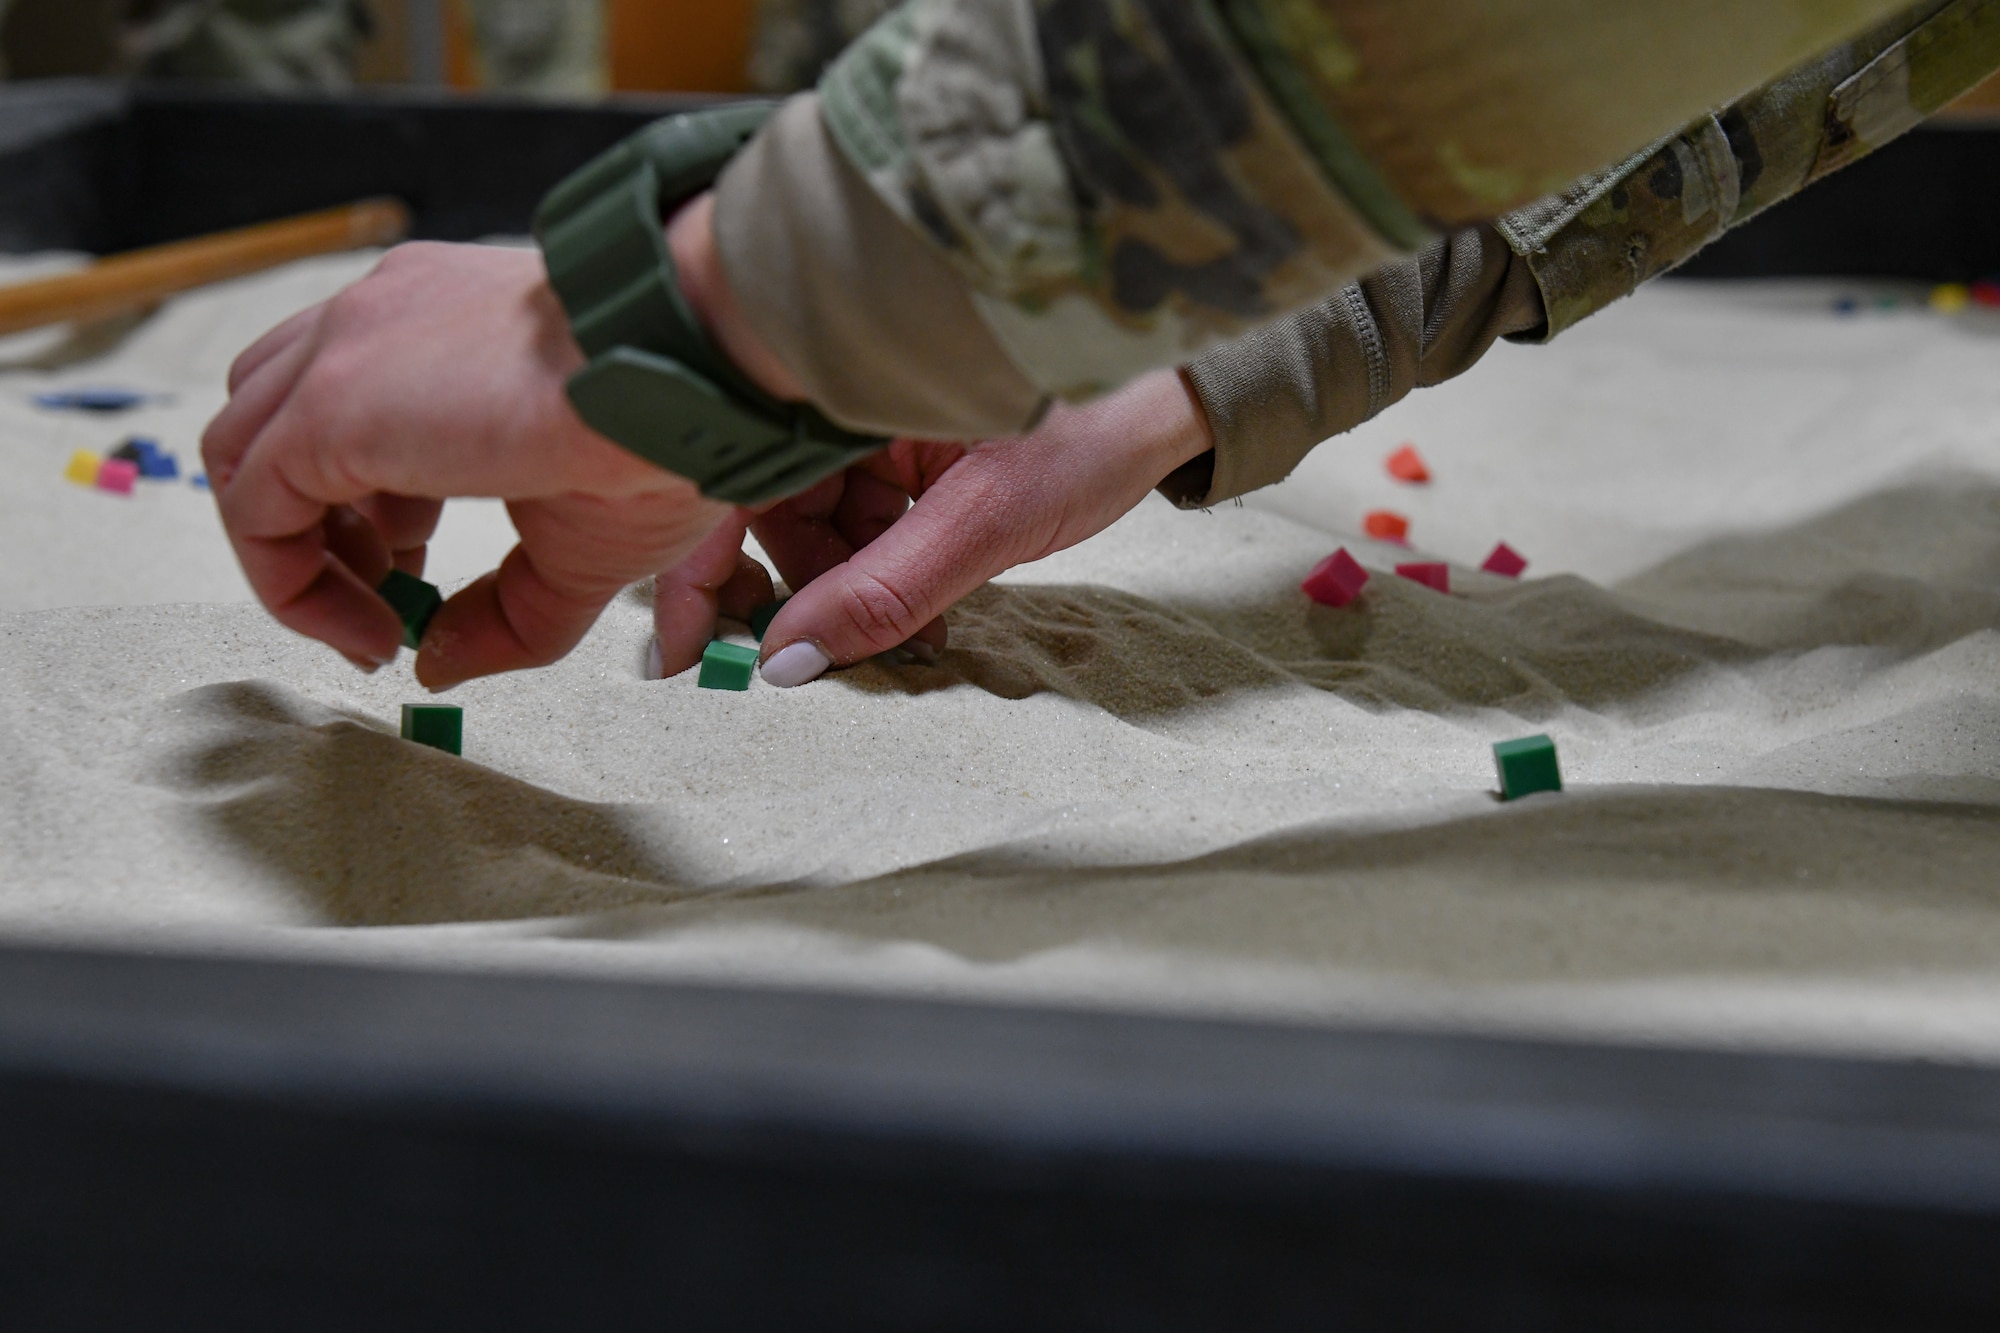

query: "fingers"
xmin=228 ymin=301 xmax=325 ymax=393
xmin=756 ymin=464 xmax=1033 ymax=686
xmin=215 ymin=436 xmax=406 ymax=665
xmin=319 ymin=506 xmax=394 ymax=588
xmin=745 ymin=472 xmax=853 ymax=584
xmin=716 ymin=555 xmax=777 ymax=622
xmin=832 ymin=469 xmax=946 ymax=658
xmin=208 ymin=332 xmax=435 ymax=664
xmin=647 ymin=511 xmax=765 ymax=679
xmin=202 ymin=328 xmax=317 ymax=492
xmin=831 ymin=467 xmax=909 ymax=553
xmin=748 ymin=466 xmax=909 ymax=613
xmin=416 ymin=493 xmax=729 ymax=690
xmin=354 ymin=493 xmax=444 ymax=575
xmin=754 ymin=385 xmax=1203 ymax=684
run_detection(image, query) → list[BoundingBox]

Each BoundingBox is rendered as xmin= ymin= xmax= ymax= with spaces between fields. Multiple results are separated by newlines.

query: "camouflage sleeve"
xmin=1156 ymin=0 xmax=1999 ymax=508
xmin=1498 ymin=0 xmax=2000 ymax=340
xmin=810 ymin=0 xmax=1917 ymax=412
xmin=134 ymin=0 xmax=372 ymax=89
xmin=1169 ymin=224 xmax=1543 ymax=508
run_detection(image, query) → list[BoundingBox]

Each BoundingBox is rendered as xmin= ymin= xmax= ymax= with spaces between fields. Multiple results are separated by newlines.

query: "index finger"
xmin=215 ymin=420 xmax=406 ymax=666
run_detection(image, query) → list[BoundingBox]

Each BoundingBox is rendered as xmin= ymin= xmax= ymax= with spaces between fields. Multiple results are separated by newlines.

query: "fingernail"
xmin=905 ymin=639 xmax=940 ymax=665
xmin=761 ymin=641 xmax=831 ymax=688
xmin=644 ymin=636 xmax=665 ymax=681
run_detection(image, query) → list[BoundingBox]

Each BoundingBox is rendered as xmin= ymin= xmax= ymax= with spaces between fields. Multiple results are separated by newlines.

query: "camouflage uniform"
xmin=456 ymin=0 xmax=607 ymax=99
xmin=130 ymin=0 xmax=373 ymax=89
xmin=813 ymin=0 xmax=1943 ymax=397
xmin=0 ymin=0 xmax=365 ymax=86
xmin=748 ymin=0 xmax=900 ymax=93
xmin=1501 ymin=0 xmax=1999 ymax=339
xmin=710 ymin=0 xmax=2000 ymax=454
xmin=1176 ymin=0 xmax=2000 ymax=506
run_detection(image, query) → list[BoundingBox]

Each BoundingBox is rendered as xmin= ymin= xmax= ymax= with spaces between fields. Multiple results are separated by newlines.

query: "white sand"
xmin=4 ymin=250 xmax=2000 ymax=1061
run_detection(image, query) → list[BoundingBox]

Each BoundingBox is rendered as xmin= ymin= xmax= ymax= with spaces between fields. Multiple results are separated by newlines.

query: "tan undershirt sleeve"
xmin=711 ymin=92 xmax=1048 ymax=440
xmin=1167 ymin=226 xmax=1544 ymax=508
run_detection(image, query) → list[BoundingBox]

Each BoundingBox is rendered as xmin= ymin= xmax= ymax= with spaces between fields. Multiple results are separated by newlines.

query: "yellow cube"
xmin=63 ymin=450 xmax=102 ymax=487
xmin=1931 ymin=283 xmax=1971 ymax=315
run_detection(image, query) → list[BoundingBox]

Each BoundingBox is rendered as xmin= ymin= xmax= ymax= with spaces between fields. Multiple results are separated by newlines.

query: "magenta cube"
xmin=1395 ymin=561 xmax=1450 ymax=594
xmin=95 ymin=458 xmax=139 ymax=496
xmin=1482 ymin=542 xmax=1529 ymax=578
xmin=1302 ymin=547 xmax=1370 ymax=608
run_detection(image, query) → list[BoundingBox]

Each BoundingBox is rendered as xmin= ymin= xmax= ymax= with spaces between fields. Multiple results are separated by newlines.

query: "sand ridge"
xmin=2 ymin=254 xmax=1999 ymax=1059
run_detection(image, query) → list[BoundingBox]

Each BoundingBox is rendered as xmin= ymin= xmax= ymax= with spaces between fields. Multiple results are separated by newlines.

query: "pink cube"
xmin=1481 ymin=542 xmax=1529 ymax=578
xmin=1302 ymin=547 xmax=1370 ymax=608
xmin=1395 ymin=561 xmax=1450 ymax=594
xmin=95 ymin=458 xmax=139 ymax=496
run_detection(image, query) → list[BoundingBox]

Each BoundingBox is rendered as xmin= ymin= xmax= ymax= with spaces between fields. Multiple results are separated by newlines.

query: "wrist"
xmin=665 ymin=191 xmax=807 ymax=405
xmin=534 ymin=104 xmax=887 ymax=506
xmin=1120 ymin=368 xmax=1215 ymax=481
xmin=1152 ymin=369 xmax=1219 ymax=508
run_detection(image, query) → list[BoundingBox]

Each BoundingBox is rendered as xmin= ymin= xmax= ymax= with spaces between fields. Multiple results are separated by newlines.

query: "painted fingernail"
xmin=761 ymin=641 xmax=831 ymax=688
xmin=644 ymin=636 xmax=665 ymax=681
xmin=905 ymin=639 xmax=940 ymax=665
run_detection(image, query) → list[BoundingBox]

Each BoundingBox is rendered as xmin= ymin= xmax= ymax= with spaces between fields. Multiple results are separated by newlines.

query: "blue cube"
xmin=132 ymin=440 xmax=178 ymax=479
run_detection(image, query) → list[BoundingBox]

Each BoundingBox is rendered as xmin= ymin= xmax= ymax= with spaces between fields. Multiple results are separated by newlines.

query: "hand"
xmin=203 ymin=240 xmax=737 ymax=690
xmin=650 ymin=368 xmax=1216 ymax=686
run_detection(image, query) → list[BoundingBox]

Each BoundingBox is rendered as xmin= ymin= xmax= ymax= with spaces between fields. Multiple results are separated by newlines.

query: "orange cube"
xmin=1364 ymin=510 xmax=1410 ymax=543
xmin=1385 ymin=443 xmax=1430 ymax=484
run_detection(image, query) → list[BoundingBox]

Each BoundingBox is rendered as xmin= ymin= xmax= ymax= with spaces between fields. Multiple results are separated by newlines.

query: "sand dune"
xmin=3 ymin=256 xmax=2000 ymax=1060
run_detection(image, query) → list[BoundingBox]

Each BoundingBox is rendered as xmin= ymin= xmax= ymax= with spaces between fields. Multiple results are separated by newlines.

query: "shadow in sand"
xmin=826 ymin=576 xmax=1760 ymax=722
xmin=816 ymin=479 xmax=2000 ymax=724
xmin=146 ymin=681 xmax=709 ymax=927
xmin=608 ymin=782 xmax=2000 ymax=986
xmin=1615 ymin=479 xmax=2000 ymax=653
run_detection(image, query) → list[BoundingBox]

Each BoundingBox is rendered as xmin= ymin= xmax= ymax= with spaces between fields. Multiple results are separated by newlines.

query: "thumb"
xmin=756 ymin=464 xmax=1045 ymax=688
xmin=416 ymin=492 xmax=729 ymax=690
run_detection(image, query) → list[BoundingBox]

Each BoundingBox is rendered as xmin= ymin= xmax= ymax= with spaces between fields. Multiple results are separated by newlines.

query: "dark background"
xmin=1 ymin=83 xmax=1998 ymax=283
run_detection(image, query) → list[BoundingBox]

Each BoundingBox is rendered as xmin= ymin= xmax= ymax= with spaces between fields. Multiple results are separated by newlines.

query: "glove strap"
xmin=534 ymin=104 xmax=886 ymax=505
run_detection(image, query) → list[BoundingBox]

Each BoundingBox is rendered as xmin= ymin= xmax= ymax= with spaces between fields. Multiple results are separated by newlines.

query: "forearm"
xmin=1172 ymin=0 xmax=2000 ymax=506
xmin=708 ymin=0 xmax=1914 ymax=439
xmin=1170 ymin=224 xmax=1542 ymax=507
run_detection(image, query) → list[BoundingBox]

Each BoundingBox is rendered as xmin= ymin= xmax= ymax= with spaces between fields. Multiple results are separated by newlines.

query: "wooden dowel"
xmin=0 ymin=198 xmax=412 ymax=340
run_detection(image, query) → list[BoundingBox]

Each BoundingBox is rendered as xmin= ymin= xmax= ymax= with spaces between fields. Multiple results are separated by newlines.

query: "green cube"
xmin=748 ymin=598 xmax=789 ymax=641
xmin=400 ymin=704 xmax=463 ymax=756
xmin=698 ymin=640 xmax=758 ymax=691
xmin=1493 ymin=734 xmax=1562 ymax=801
xmin=377 ymin=569 xmax=443 ymax=650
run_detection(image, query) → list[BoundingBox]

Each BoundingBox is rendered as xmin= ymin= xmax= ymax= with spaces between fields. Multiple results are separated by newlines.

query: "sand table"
xmin=3 ymin=249 xmax=1999 ymax=1061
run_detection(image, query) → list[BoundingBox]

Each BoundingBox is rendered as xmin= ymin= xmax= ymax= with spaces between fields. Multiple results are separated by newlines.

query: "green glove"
xmin=535 ymin=103 xmax=886 ymax=505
